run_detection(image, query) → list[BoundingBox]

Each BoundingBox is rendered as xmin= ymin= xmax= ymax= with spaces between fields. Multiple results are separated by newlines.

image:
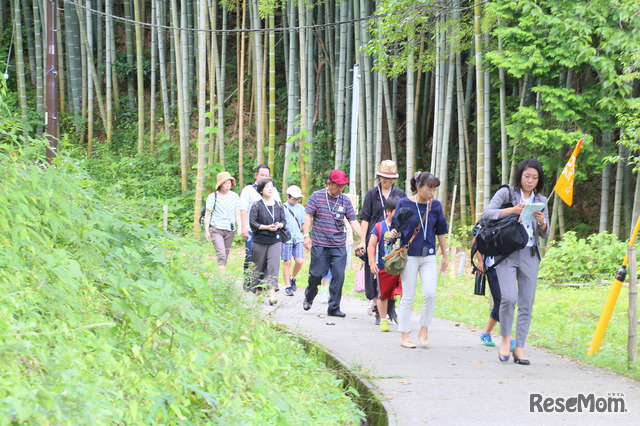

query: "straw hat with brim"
xmin=216 ymin=171 xmax=236 ymax=190
xmin=377 ymin=160 xmax=399 ymax=179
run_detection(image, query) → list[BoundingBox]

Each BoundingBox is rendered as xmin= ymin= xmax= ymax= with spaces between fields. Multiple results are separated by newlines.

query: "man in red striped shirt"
xmin=302 ymin=170 xmax=362 ymax=317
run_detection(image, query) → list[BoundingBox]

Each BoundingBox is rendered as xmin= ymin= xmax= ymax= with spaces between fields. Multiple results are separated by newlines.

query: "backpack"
xmin=199 ymin=193 xmax=217 ymax=230
xmin=470 ymin=186 xmax=528 ymax=272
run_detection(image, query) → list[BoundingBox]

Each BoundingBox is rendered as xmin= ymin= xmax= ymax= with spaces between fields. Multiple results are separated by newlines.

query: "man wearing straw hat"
xmin=205 ymin=171 xmax=241 ymax=270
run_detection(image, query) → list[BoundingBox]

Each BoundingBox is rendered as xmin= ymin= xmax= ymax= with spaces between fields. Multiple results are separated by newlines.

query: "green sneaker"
xmin=379 ymin=319 xmax=390 ymax=332
xmin=480 ymin=333 xmax=496 ymax=347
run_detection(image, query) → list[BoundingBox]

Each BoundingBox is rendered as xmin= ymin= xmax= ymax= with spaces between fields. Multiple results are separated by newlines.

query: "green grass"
xmin=0 ymin=141 xmax=364 ymax=424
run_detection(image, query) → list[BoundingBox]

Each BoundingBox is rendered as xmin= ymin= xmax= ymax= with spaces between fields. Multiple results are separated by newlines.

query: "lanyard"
xmin=262 ymin=199 xmax=276 ymax=223
xmin=377 ymin=186 xmax=387 ymax=220
xmin=326 ymin=189 xmax=341 ymax=219
xmin=414 ymin=198 xmax=429 ymax=240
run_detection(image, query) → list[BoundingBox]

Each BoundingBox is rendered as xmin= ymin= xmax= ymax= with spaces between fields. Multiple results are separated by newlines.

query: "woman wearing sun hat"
xmin=357 ymin=160 xmax=405 ymax=325
xmin=205 ymin=171 xmax=241 ymax=270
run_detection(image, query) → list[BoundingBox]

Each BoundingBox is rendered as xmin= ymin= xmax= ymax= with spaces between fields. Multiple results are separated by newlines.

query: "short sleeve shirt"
xmin=391 ymin=197 xmax=448 ymax=257
xmin=371 ymin=221 xmax=394 ymax=270
xmin=206 ymin=191 xmax=240 ymax=231
xmin=306 ymin=188 xmax=357 ymax=247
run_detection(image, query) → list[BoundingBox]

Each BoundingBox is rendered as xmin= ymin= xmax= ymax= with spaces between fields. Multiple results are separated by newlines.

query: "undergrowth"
xmin=0 ymin=140 xmax=363 ymax=424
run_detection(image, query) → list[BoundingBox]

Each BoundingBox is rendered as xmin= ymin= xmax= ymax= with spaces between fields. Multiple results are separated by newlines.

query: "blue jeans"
xmin=486 ymin=267 xmax=501 ymax=322
xmin=305 ymin=245 xmax=347 ymax=313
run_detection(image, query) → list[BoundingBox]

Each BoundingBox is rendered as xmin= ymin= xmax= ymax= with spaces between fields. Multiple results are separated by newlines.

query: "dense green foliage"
xmin=0 ymin=139 xmax=363 ymax=423
xmin=539 ymin=231 xmax=628 ymax=283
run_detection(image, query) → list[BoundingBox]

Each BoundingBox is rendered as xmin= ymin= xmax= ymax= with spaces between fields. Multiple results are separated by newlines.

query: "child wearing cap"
xmin=282 ymin=185 xmax=306 ymax=296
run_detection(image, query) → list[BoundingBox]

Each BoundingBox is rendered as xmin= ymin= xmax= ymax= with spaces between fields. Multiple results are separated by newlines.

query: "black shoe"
xmin=498 ymin=352 xmax=510 ymax=363
xmin=290 ymin=277 xmax=297 ymax=292
xmin=328 ymin=310 xmax=346 ymax=318
xmin=303 ymin=299 xmax=312 ymax=311
xmin=285 ymin=287 xmax=294 ymax=296
xmin=513 ymin=351 xmax=530 ymax=365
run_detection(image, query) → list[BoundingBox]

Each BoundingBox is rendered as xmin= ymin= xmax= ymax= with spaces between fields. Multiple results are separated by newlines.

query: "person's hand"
xmin=268 ymin=223 xmax=279 ymax=232
xmin=304 ymin=235 xmax=312 ymax=250
xmin=532 ymin=211 xmax=545 ymax=225
xmin=370 ymin=262 xmax=379 ymax=276
xmin=205 ymin=230 xmax=211 ymax=242
xmin=241 ymin=227 xmax=249 ymax=240
xmin=390 ymin=229 xmax=398 ymax=239
xmin=440 ymin=256 xmax=449 ymax=273
xmin=476 ymin=258 xmax=486 ymax=274
xmin=510 ymin=203 xmax=525 ymax=216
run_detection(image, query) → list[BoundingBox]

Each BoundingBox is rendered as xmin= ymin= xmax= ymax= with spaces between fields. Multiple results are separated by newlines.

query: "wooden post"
xmin=629 ymin=246 xmax=637 ymax=368
xmin=163 ymin=205 xmax=168 ymax=232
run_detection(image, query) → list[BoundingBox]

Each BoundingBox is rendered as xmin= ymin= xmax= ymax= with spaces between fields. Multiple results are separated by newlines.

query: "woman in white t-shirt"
xmin=205 ymin=171 xmax=241 ymax=270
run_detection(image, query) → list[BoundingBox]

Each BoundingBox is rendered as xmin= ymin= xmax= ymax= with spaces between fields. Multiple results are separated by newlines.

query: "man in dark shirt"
xmin=302 ymin=170 xmax=362 ymax=317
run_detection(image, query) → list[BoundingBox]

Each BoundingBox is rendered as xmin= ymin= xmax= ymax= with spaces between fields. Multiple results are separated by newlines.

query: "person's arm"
xmin=349 ymin=220 xmax=362 ymax=243
xmin=358 ymin=220 xmax=369 ymax=249
xmin=302 ymin=212 xmax=313 ymax=250
xmin=483 ymin=187 xmax=524 ymax=220
xmin=367 ymin=233 xmax=379 ymax=276
xmin=438 ymin=233 xmax=449 ymax=273
xmin=204 ymin=209 xmax=212 ymax=242
xmin=533 ymin=195 xmax=550 ymax=237
xmin=235 ymin=207 xmax=242 ymax=236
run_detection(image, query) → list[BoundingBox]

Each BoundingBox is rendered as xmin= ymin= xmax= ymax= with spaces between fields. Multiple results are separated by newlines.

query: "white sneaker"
xmin=319 ymin=286 xmax=329 ymax=304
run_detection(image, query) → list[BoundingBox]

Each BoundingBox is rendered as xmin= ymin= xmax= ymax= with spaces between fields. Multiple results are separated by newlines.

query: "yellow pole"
xmin=587 ymin=213 xmax=640 ymax=355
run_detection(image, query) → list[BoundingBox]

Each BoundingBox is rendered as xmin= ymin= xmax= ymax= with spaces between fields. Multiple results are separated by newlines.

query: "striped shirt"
xmin=306 ymin=188 xmax=357 ymax=247
xmin=206 ymin=191 xmax=240 ymax=231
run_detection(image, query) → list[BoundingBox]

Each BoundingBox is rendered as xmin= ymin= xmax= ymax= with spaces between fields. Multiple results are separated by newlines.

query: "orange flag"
xmin=553 ymin=138 xmax=584 ymax=206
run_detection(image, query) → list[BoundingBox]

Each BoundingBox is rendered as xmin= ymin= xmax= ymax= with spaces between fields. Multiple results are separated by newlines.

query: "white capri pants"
xmin=398 ymin=255 xmax=437 ymax=333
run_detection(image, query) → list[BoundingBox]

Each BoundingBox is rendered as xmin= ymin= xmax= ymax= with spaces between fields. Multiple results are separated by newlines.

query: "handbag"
xmin=279 ymin=227 xmax=292 ymax=243
xmin=354 ymin=265 xmax=365 ymax=293
xmin=383 ymin=207 xmax=429 ymax=276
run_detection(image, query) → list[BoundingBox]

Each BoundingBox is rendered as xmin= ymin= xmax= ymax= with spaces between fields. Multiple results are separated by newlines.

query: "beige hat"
xmin=215 ymin=171 xmax=236 ymax=191
xmin=376 ymin=160 xmax=399 ymax=179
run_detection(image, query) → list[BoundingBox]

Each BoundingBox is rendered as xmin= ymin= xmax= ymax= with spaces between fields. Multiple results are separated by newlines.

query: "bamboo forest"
xmin=2 ymin=0 xmax=639 ymax=237
xmin=1 ymin=0 xmax=640 ymax=422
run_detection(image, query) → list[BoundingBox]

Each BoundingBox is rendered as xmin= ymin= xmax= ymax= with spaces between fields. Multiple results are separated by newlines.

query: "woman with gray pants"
xmin=249 ymin=178 xmax=286 ymax=305
xmin=482 ymin=159 xmax=549 ymax=365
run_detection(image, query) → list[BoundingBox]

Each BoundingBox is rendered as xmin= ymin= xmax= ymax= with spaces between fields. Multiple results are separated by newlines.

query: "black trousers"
xmin=305 ymin=245 xmax=347 ymax=313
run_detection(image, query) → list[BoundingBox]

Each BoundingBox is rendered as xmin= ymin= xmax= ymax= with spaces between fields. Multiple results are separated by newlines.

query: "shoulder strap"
xmin=406 ymin=205 xmax=429 ymax=247
xmin=285 ymin=203 xmax=302 ymax=229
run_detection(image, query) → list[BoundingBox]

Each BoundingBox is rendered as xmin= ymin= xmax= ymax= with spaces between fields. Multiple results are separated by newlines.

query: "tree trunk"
xmin=473 ymin=0 xmax=485 ymax=221
xmin=194 ymin=0 xmax=208 ymax=236
xmin=14 ymin=0 xmax=28 ymax=120
xmin=170 ymin=0 xmax=187 ymax=192
xmin=32 ymin=0 xmax=43 ymax=136
xmin=87 ymin=0 xmax=94 ymax=153
xmin=497 ymin=17 xmax=508 ymax=185
xmin=612 ymin=143 xmax=625 ymax=237
xmin=405 ymin=59 xmax=416 ymax=195
xmin=238 ymin=0 xmax=247 ymax=189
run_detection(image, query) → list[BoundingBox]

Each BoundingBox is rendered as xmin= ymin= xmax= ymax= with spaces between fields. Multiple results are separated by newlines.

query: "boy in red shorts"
xmin=367 ymin=197 xmax=402 ymax=332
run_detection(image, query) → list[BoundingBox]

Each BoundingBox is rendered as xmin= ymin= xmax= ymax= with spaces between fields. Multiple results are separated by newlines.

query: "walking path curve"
xmin=263 ymin=291 xmax=639 ymax=425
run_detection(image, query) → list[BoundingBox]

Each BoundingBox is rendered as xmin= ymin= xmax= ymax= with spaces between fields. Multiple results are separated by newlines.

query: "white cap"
xmin=286 ymin=185 xmax=303 ymax=198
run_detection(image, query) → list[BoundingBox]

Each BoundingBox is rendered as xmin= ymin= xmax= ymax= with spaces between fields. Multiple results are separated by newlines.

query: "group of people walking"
xmin=204 ymin=158 xmax=549 ymax=365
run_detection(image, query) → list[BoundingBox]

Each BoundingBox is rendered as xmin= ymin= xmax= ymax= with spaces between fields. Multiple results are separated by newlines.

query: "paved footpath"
xmin=263 ymin=289 xmax=640 ymax=425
